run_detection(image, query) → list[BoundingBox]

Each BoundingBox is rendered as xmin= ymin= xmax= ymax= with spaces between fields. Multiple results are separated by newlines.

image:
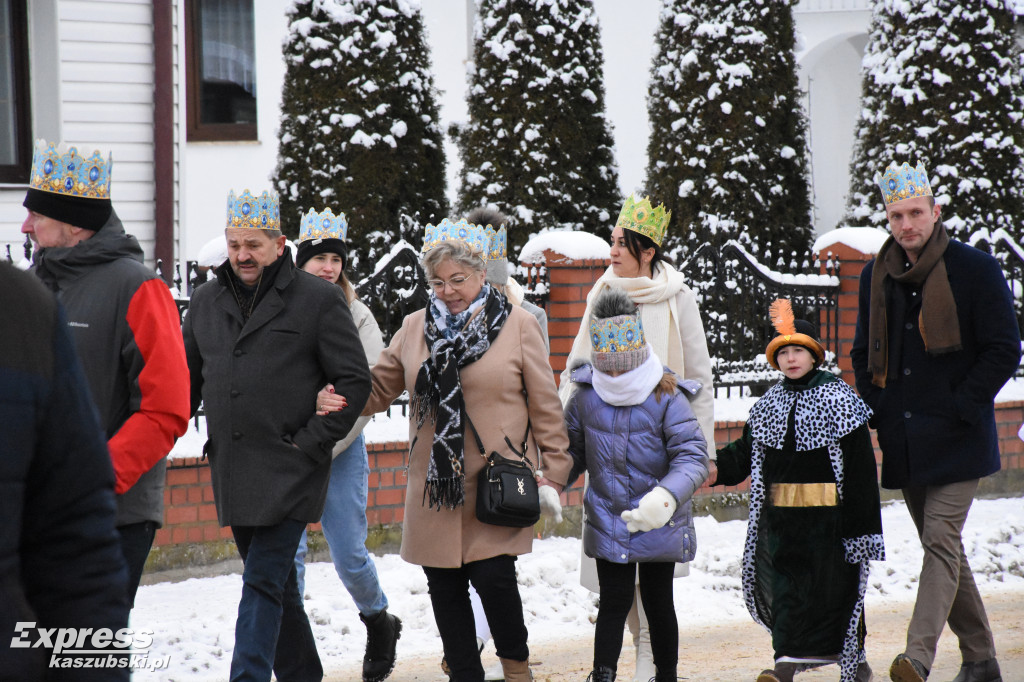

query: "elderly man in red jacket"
xmin=21 ymin=140 xmax=190 ymax=609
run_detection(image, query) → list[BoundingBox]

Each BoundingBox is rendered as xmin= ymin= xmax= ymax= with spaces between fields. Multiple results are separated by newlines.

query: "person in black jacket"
xmin=0 ymin=262 xmax=130 ymax=680
xmin=21 ymin=140 xmax=191 ymax=608
xmin=182 ymin=189 xmax=371 ymax=682
xmin=852 ymin=161 xmax=1020 ymax=682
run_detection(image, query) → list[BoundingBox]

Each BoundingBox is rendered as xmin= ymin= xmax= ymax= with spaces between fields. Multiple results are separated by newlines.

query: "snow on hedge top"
xmin=812 ymin=226 xmax=890 ymax=256
xmin=519 ymin=229 xmax=610 ymax=264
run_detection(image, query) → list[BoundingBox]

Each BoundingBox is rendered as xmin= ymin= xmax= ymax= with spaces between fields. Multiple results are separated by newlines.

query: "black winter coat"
xmin=851 ymin=239 xmax=1021 ymax=489
xmin=0 ymin=263 xmax=129 ymax=680
xmin=182 ymin=253 xmax=371 ymax=526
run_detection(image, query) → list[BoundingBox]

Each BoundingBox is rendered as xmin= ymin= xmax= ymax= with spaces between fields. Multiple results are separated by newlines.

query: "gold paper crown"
xmin=29 ymin=140 xmax=112 ymax=200
xmin=616 ymin=195 xmax=670 ymax=247
xmin=484 ymin=224 xmax=507 ymax=262
xmin=422 ymin=218 xmax=489 ymax=257
xmin=299 ymin=207 xmax=348 ymax=243
xmin=226 ymin=190 xmax=281 ymax=230
xmin=876 ymin=161 xmax=932 ymax=206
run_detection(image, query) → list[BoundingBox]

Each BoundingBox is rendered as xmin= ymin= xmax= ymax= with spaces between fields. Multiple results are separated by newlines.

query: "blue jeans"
xmin=231 ymin=519 xmax=323 ymax=682
xmin=294 ymin=434 xmax=388 ymax=616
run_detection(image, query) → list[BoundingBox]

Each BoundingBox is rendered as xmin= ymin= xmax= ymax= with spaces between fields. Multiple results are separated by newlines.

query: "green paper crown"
xmin=616 ymin=195 xmax=670 ymax=247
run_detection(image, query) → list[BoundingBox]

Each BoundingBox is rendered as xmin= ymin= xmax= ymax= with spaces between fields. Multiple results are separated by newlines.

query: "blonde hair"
xmin=338 ymin=272 xmax=357 ymax=304
xmin=653 ymin=372 xmax=678 ymax=402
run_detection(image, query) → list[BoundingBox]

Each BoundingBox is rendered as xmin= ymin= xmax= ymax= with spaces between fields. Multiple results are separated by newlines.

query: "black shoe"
xmin=951 ymin=658 xmax=1002 ymax=682
xmin=586 ymin=665 xmax=616 ymax=682
xmin=360 ymin=610 xmax=402 ymax=682
xmin=889 ymin=654 xmax=928 ymax=682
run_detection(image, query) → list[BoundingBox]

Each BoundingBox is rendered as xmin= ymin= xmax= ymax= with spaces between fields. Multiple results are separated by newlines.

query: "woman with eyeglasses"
xmin=558 ymin=195 xmax=715 ymax=682
xmin=319 ymin=219 xmax=571 ymax=682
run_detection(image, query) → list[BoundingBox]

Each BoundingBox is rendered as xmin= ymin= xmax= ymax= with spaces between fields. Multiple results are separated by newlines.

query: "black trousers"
xmin=423 ymin=555 xmax=529 ymax=682
xmin=594 ymin=559 xmax=677 ymax=676
xmin=117 ymin=521 xmax=156 ymax=608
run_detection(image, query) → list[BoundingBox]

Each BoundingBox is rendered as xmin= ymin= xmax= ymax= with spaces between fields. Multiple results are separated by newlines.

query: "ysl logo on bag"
xmin=517 ymin=478 xmax=526 ymax=495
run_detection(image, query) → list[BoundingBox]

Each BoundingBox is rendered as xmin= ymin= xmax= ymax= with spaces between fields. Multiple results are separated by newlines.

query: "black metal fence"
xmin=969 ymin=229 xmax=1024 ymax=377
xmin=678 ymin=241 xmax=841 ymax=395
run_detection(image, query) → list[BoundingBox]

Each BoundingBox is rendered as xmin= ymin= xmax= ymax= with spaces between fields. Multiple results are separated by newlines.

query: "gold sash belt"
xmin=770 ymin=482 xmax=838 ymax=507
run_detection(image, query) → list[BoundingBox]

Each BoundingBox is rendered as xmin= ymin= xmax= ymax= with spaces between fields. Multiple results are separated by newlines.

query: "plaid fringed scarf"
xmin=413 ymin=285 xmax=511 ymax=510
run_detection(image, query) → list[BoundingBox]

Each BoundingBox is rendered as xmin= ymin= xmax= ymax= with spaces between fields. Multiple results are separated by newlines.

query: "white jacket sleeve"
xmin=676 ymin=288 xmax=716 ymax=456
xmin=333 ymin=299 xmax=386 ymax=456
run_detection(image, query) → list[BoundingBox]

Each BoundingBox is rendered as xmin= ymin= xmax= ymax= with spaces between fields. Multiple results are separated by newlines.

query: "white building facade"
xmin=0 ymin=0 xmax=871 ymax=269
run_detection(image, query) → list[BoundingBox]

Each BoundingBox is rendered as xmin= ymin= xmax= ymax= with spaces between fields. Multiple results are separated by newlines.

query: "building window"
xmin=186 ymin=0 xmax=257 ymax=141
xmin=0 ymin=0 xmax=31 ymax=183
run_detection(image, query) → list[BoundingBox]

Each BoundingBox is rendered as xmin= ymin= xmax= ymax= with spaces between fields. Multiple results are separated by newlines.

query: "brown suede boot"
xmin=499 ymin=657 xmax=533 ymax=681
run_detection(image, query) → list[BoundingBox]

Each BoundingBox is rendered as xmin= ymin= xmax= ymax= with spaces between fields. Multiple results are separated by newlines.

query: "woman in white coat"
xmin=297 ymin=207 xmax=401 ymax=682
xmin=559 ymin=195 xmax=715 ymax=682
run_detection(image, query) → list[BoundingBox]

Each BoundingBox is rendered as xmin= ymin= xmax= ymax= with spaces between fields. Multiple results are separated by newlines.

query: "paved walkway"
xmin=326 ymin=588 xmax=1024 ymax=681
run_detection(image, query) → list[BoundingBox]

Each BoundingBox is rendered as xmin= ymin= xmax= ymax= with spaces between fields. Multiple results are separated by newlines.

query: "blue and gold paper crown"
xmin=299 ymin=207 xmax=348 ymax=243
xmin=877 ymin=161 xmax=932 ymax=206
xmin=590 ymin=315 xmax=646 ymax=354
xmin=484 ymin=224 xmax=507 ymax=262
xmin=29 ymin=140 xmax=112 ymax=200
xmin=226 ymin=190 xmax=280 ymax=230
xmin=616 ymin=195 xmax=670 ymax=247
xmin=422 ymin=218 xmax=489 ymax=257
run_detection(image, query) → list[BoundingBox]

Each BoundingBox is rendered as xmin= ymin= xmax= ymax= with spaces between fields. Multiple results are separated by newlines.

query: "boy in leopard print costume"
xmin=709 ymin=300 xmax=883 ymax=682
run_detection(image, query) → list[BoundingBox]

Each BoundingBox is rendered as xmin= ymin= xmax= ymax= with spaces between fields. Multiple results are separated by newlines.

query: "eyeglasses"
xmin=427 ymin=274 xmax=474 ymax=292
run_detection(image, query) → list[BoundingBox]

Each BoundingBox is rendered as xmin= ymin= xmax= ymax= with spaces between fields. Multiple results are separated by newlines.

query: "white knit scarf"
xmin=560 ymin=264 xmax=688 ymax=404
xmin=591 ymin=349 xmax=664 ymax=406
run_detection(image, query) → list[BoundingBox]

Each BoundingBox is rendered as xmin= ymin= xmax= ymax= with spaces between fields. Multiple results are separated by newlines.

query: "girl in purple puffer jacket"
xmin=564 ymin=288 xmax=710 ymax=682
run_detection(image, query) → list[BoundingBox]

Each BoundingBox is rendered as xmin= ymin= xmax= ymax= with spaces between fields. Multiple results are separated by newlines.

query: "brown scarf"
xmin=867 ymin=224 xmax=961 ymax=387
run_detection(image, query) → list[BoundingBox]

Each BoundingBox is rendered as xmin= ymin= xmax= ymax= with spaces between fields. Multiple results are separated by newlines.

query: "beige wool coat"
xmin=363 ymin=304 xmax=572 ymax=568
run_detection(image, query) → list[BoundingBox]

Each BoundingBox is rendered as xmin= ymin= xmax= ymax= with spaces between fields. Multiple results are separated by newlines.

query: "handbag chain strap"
xmin=463 ymin=407 xmax=534 ymax=473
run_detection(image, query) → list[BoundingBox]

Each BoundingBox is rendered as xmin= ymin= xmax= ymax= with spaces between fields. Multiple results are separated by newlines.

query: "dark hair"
xmin=620 ymin=228 xmax=672 ymax=275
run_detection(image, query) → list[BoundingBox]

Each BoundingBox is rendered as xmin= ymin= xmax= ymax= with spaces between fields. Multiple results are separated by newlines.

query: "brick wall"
xmin=153 ymin=240 xmax=1023 ymax=567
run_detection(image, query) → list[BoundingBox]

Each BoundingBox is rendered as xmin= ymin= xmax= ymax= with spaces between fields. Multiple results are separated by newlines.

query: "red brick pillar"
xmin=542 ymin=250 xmax=609 ymax=385
xmin=814 ymin=243 xmax=874 ymax=387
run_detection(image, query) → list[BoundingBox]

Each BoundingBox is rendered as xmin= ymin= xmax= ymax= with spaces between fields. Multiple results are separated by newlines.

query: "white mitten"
xmin=621 ymin=487 xmax=677 ymax=533
xmin=538 ymin=485 xmax=563 ymax=524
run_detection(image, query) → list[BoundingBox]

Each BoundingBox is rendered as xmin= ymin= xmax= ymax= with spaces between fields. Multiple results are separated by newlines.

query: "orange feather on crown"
xmin=769 ymin=298 xmax=797 ymax=337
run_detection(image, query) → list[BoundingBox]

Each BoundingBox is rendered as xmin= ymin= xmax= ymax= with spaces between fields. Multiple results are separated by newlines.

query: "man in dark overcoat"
xmin=182 ymin=189 xmax=370 ymax=682
xmin=851 ymin=161 xmax=1020 ymax=682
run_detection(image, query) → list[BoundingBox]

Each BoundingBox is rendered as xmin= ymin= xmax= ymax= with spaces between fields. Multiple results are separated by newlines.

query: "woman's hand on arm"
xmin=315 ymin=383 xmax=349 ymax=416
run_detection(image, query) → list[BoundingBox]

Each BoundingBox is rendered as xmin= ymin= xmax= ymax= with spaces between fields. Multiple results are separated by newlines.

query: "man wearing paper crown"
xmin=558 ymin=194 xmax=715 ymax=682
xmin=20 ymin=139 xmax=191 ymax=610
xmin=712 ymin=299 xmax=881 ymax=682
xmin=852 ymin=162 xmax=1020 ymax=682
xmin=182 ymin=190 xmax=372 ymax=681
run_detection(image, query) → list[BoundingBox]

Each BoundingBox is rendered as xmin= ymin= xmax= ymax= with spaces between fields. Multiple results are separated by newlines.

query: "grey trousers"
xmin=902 ymin=480 xmax=996 ymax=669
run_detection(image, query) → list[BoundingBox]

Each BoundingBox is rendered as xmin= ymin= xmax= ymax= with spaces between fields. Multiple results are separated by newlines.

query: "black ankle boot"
xmin=360 ymin=609 xmax=402 ymax=682
xmin=586 ymin=665 xmax=616 ymax=682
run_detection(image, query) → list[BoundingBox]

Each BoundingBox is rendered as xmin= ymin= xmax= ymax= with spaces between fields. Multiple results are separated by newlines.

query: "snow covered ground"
xmin=129 ymin=497 xmax=1024 ymax=680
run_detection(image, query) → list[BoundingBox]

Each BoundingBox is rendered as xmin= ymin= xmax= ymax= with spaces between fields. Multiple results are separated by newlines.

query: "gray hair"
xmin=421 ymin=240 xmax=486 ymax=280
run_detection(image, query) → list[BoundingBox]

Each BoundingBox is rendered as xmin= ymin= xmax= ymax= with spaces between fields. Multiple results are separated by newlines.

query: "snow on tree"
xmin=844 ymin=0 xmax=1024 ymax=242
xmin=452 ymin=0 xmax=621 ymax=256
xmin=644 ymin=0 xmax=813 ymax=265
xmin=273 ymin=0 xmax=448 ymax=281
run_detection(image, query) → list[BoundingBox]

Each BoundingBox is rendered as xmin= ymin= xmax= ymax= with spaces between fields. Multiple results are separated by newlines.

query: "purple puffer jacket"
xmin=564 ymin=365 xmax=709 ymax=564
